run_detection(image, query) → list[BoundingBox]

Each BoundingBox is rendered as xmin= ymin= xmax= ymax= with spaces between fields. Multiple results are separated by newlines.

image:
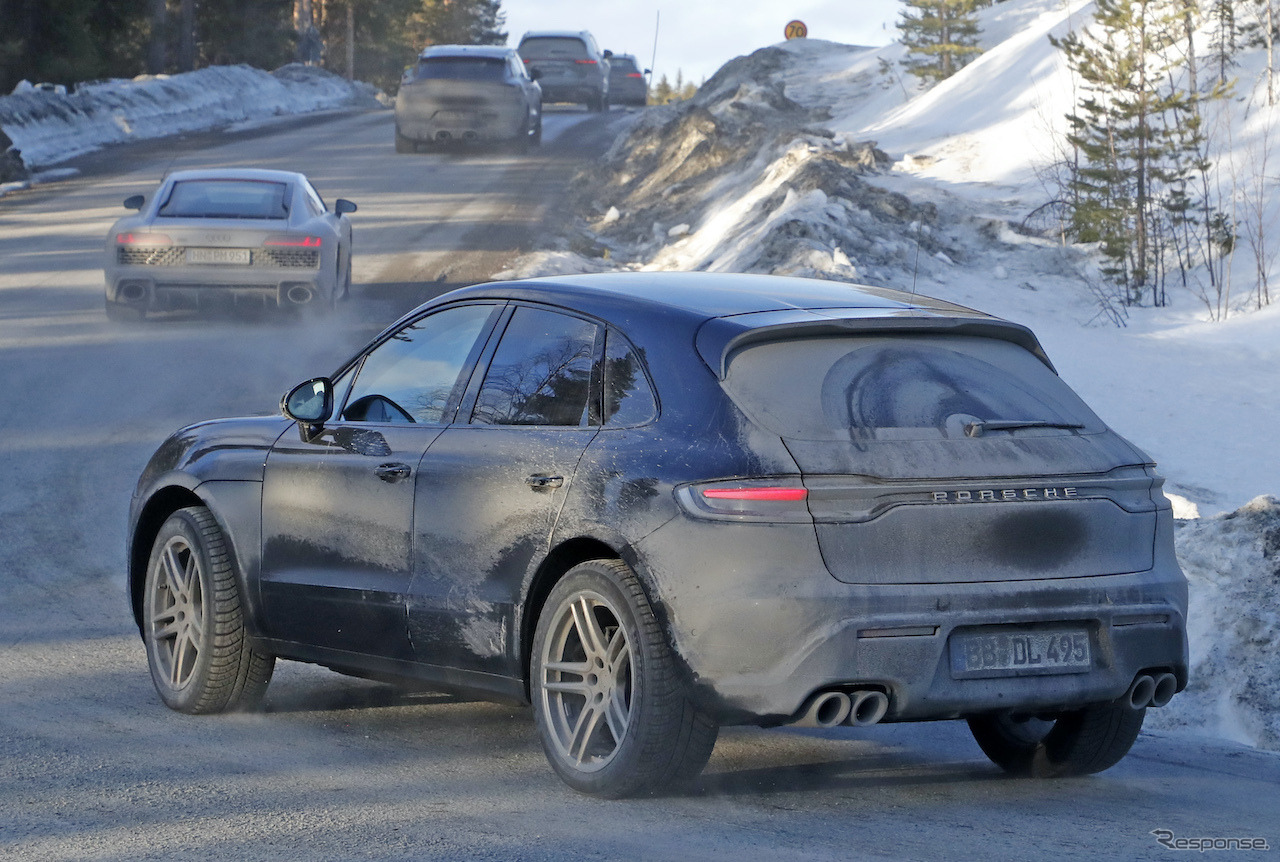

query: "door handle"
xmin=375 ymin=463 xmax=412 ymax=483
xmin=525 ymin=474 xmax=564 ymax=491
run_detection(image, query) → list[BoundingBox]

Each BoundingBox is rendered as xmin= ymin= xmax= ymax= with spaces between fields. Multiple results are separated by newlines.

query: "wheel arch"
xmin=128 ymin=485 xmax=259 ymax=640
xmin=129 ymin=486 xmax=204 ymax=636
xmin=521 ymin=535 xmax=643 ymax=698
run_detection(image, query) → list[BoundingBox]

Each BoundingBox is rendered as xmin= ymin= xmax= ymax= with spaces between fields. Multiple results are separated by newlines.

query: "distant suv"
xmin=606 ymin=53 xmax=648 ymax=107
xmin=517 ymin=30 xmax=610 ymax=111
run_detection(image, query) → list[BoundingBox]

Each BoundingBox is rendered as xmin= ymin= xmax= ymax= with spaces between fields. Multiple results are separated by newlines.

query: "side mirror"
xmin=603 ymin=50 xmax=614 ymax=59
xmin=124 ymin=194 xmax=145 ymax=210
xmin=282 ymin=377 xmax=333 ymax=437
xmin=334 ymin=198 xmax=357 ymax=215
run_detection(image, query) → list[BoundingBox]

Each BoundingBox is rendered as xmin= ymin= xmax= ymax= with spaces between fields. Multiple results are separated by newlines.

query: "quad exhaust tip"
xmin=1125 ymin=672 xmax=1178 ymax=710
xmin=119 ymin=281 xmax=148 ymax=302
xmin=794 ymin=689 xmax=890 ymax=728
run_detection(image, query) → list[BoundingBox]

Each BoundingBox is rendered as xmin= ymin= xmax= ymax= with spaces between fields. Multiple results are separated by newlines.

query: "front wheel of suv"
xmin=531 ymin=559 xmax=718 ymax=798
xmin=968 ymin=703 xmax=1145 ymax=778
xmin=143 ymin=507 xmax=275 ymax=714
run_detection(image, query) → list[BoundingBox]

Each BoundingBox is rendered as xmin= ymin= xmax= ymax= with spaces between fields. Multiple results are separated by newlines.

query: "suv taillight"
xmin=676 ymin=479 xmax=811 ymax=523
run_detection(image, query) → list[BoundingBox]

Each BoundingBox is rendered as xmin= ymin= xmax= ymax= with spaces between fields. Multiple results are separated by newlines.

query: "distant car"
xmin=126 ymin=272 xmax=1187 ymax=798
xmin=606 ymin=53 xmax=648 ymax=107
xmin=395 ymin=45 xmax=542 ymax=152
xmin=517 ymin=30 xmax=610 ymax=111
xmin=103 ymin=168 xmax=356 ymax=320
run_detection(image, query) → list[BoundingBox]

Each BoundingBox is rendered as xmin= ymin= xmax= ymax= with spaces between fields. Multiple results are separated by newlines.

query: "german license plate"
xmin=187 ymin=247 xmax=250 ymax=265
xmin=950 ymin=629 xmax=1091 ymax=679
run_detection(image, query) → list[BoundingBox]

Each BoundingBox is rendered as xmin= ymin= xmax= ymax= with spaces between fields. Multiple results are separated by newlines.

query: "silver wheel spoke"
xmin=544 ymin=659 xmax=591 ymax=676
xmin=570 ymin=598 xmax=607 ymax=660
xmin=152 ymin=619 xmax=180 ymax=641
xmin=568 ymin=701 xmax=605 ymax=764
xmin=605 ymin=686 xmax=630 ymax=742
xmin=544 ymin=679 xmax=592 ymax=696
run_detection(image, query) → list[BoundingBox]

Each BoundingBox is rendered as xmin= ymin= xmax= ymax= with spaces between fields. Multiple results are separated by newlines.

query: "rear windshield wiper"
xmin=964 ymin=419 xmax=1085 ymax=437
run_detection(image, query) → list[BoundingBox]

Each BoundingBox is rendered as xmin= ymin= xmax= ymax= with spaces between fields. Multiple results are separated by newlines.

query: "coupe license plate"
xmin=187 ymin=247 xmax=250 ymax=265
xmin=950 ymin=629 xmax=1091 ymax=679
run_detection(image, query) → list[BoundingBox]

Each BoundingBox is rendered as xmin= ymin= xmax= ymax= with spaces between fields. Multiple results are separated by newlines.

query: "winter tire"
xmin=968 ymin=703 xmax=1145 ymax=778
xmin=143 ymin=507 xmax=275 ymax=714
xmin=532 ymin=559 xmax=718 ymax=798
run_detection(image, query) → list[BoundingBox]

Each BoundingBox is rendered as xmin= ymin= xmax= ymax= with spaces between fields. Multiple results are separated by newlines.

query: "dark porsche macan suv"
xmin=127 ymin=273 xmax=1188 ymax=797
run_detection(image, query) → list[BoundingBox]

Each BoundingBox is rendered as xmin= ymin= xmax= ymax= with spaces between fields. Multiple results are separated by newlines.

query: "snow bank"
xmin=1148 ymin=498 xmax=1280 ymax=749
xmin=0 ymin=64 xmax=381 ymax=169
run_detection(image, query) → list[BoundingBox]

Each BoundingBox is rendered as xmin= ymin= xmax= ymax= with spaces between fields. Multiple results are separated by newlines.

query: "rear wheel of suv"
xmin=968 ymin=704 xmax=1145 ymax=777
xmin=532 ymin=559 xmax=718 ymax=797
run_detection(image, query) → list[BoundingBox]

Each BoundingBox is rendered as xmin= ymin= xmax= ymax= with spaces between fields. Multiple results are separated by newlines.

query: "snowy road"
xmin=1 ymin=108 xmax=1277 ymax=861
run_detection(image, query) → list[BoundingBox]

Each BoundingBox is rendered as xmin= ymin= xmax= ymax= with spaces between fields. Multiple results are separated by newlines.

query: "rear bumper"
xmin=106 ymin=267 xmax=331 ymax=310
xmin=633 ymin=515 xmax=1188 ymax=726
xmin=538 ymin=84 xmax=603 ymax=104
xmin=395 ymin=103 xmax=527 ymax=144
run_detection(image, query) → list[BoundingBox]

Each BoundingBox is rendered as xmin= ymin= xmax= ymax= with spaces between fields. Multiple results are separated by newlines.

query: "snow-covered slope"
xmin=0 ymin=64 xmax=381 ymax=171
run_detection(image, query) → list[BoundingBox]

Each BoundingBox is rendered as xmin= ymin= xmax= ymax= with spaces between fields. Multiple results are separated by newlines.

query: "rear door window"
xmin=471 ymin=306 xmax=600 ymax=426
xmin=721 ymin=334 xmax=1103 ymax=442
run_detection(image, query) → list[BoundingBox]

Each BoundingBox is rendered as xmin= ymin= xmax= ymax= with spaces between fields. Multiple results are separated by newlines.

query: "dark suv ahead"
xmin=127 ymin=272 xmax=1188 ymax=798
xmin=517 ymin=30 xmax=610 ymax=111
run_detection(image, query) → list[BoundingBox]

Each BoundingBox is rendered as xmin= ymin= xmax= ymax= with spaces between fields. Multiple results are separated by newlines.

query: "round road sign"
xmin=784 ymin=20 xmax=808 ymax=40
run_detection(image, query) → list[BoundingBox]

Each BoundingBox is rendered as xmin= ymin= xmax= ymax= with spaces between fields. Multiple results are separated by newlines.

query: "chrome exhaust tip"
xmin=1126 ymin=674 xmax=1156 ymax=710
xmin=1150 ymin=672 xmax=1178 ymax=708
xmin=793 ymin=691 xmax=851 ymax=728
xmin=847 ymin=690 xmax=890 ymax=727
xmin=285 ymin=284 xmax=315 ymax=305
xmin=118 ymin=281 xmax=148 ymax=302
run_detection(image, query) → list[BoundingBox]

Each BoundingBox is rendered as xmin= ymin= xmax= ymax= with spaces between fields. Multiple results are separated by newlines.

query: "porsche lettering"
xmin=931 ymin=487 xmax=1079 ymax=502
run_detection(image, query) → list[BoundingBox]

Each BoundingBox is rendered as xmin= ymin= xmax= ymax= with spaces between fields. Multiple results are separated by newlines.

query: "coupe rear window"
xmin=721 ymin=334 xmax=1103 ymax=442
xmin=158 ymin=180 xmax=289 ymax=219
xmin=415 ymin=57 xmax=507 ymax=82
xmin=518 ymin=37 xmax=588 ymax=59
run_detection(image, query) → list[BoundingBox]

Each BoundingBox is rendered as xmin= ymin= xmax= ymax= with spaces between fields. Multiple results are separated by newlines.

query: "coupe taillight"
xmin=627 ymin=73 xmax=644 ymax=78
xmin=263 ymin=236 xmax=322 ymax=247
xmin=575 ymin=59 xmax=598 ymax=65
xmin=116 ymin=232 xmax=171 ymax=245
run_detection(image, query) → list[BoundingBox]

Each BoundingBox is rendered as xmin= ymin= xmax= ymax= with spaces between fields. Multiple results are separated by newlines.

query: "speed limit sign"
xmin=784 ymin=20 xmax=808 ymax=40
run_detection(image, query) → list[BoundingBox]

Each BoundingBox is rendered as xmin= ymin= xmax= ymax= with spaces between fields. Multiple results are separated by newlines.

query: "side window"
xmin=342 ymin=304 xmax=496 ymax=424
xmin=472 ymin=307 xmax=599 ymax=426
xmin=603 ymin=329 xmax=657 ymax=426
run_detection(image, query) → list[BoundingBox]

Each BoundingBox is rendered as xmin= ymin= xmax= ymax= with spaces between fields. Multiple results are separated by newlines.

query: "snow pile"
xmin=1148 ymin=498 xmax=1280 ymax=750
xmin=0 ymin=64 xmax=381 ymax=169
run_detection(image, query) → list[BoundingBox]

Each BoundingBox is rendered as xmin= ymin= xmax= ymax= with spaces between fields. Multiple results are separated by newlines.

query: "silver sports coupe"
xmin=103 ymin=168 xmax=356 ymax=320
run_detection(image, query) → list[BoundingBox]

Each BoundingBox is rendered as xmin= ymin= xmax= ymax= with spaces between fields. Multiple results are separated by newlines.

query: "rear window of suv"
xmin=721 ymin=334 xmax=1103 ymax=442
xmin=415 ymin=57 xmax=507 ymax=82
xmin=518 ymin=37 xmax=589 ymax=59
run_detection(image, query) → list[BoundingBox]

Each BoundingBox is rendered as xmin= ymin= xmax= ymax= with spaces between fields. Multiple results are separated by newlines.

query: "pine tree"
xmin=898 ymin=0 xmax=984 ymax=84
xmin=1052 ymin=0 xmax=1192 ymax=306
